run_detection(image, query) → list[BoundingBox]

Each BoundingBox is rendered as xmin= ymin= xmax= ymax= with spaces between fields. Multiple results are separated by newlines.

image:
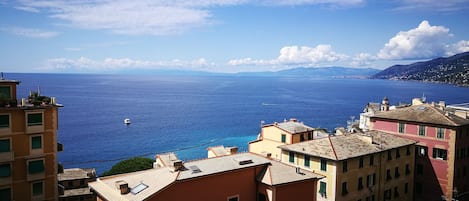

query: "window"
xmin=405 ymin=164 xmax=411 ymax=175
xmin=359 ymin=157 xmax=363 ymax=168
xmin=0 ymin=86 xmax=11 ymax=99
xmin=0 ymin=163 xmax=11 ymax=177
xmin=320 ymin=159 xmax=327 ymax=171
xmin=394 ymin=167 xmax=400 ymax=178
xmin=341 ymin=182 xmax=348 ymax=196
xmin=418 ymin=125 xmax=426 ymax=136
xmin=404 ymin=183 xmax=409 ymax=194
xmin=406 ymin=146 xmax=411 ymax=156
xmin=0 ymin=115 xmax=9 ymax=128
xmin=27 ymin=113 xmax=43 ymax=126
xmin=281 ymin=134 xmax=286 ymax=143
xmin=304 ymin=155 xmax=310 ymax=167
xmin=28 ymin=160 xmax=45 ymax=174
xmin=394 ymin=187 xmax=400 ymax=198
xmin=437 ymin=128 xmax=445 ymax=139
xmin=358 ymin=177 xmax=363 ymax=190
xmin=0 ymin=139 xmax=10 ymax=152
xmin=416 ymin=164 xmax=423 ymax=175
xmin=398 ymin=122 xmax=405 ymax=133
xmin=366 ymin=195 xmax=375 ymax=201
xmin=32 ymin=181 xmax=43 ymax=197
xmin=416 ymin=146 xmax=428 ymax=157
xmin=386 ymin=169 xmax=392 ymax=181
xmin=343 ymin=160 xmax=348 ymax=172
xmin=432 ymin=148 xmax=447 ymax=160
xmin=227 ymin=195 xmax=239 ymax=201
xmin=31 ymin=136 xmax=42 ymax=149
xmin=396 ymin=149 xmax=400 ymax=158
xmin=384 ymin=189 xmax=392 ymax=200
xmin=319 ymin=181 xmax=327 ymax=198
xmin=0 ymin=188 xmax=11 ymax=201
xmin=369 ymin=155 xmax=374 ymax=166
xmin=367 ymin=174 xmax=376 ymax=187
xmin=289 ymin=152 xmax=294 ymax=163
xmin=387 ymin=150 xmax=392 ymax=160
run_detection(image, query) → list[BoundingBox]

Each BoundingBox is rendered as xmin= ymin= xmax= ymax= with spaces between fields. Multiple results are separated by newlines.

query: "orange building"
xmin=90 ymin=152 xmax=324 ymax=201
xmin=0 ymin=77 xmax=63 ymax=200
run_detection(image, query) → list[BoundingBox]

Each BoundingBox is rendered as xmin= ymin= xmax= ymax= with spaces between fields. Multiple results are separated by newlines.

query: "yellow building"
xmin=0 ymin=77 xmax=63 ymax=201
xmin=279 ymin=131 xmax=416 ymax=201
xmin=249 ymin=118 xmax=326 ymax=160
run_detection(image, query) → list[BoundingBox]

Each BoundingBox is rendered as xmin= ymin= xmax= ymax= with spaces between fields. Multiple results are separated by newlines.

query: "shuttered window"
xmin=28 ymin=160 xmax=44 ymax=174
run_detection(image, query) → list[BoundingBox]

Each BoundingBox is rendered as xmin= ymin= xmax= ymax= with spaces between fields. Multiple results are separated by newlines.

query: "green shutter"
xmin=0 ymin=115 xmax=9 ymax=128
xmin=0 ymin=188 xmax=11 ymax=201
xmin=28 ymin=160 xmax=44 ymax=174
xmin=319 ymin=181 xmax=326 ymax=193
xmin=281 ymin=134 xmax=286 ymax=143
xmin=0 ymin=164 xmax=11 ymax=177
xmin=32 ymin=182 xmax=43 ymax=196
xmin=0 ymin=86 xmax=11 ymax=99
xmin=28 ymin=113 xmax=43 ymax=126
xmin=321 ymin=159 xmax=327 ymax=171
xmin=304 ymin=155 xmax=310 ymax=167
xmin=31 ymin=136 xmax=42 ymax=149
xmin=289 ymin=152 xmax=294 ymax=163
xmin=0 ymin=139 xmax=10 ymax=152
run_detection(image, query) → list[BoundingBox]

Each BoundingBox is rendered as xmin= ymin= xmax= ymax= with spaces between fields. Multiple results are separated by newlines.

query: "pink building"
xmin=369 ymin=100 xmax=469 ymax=201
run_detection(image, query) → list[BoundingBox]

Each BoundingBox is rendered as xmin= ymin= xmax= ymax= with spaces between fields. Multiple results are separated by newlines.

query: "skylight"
xmin=131 ymin=183 xmax=149 ymax=195
xmin=189 ymin=165 xmax=202 ymax=173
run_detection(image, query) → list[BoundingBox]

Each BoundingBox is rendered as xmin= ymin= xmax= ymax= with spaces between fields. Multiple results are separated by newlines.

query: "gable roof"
xmin=371 ymin=104 xmax=469 ymax=126
xmin=259 ymin=160 xmax=323 ymax=186
xmin=279 ymin=131 xmax=416 ymax=161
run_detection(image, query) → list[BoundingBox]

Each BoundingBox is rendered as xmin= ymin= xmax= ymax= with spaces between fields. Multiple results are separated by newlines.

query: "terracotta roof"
xmin=279 ymin=131 xmax=416 ymax=160
xmin=371 ymin=104 xmax=469 ymax=126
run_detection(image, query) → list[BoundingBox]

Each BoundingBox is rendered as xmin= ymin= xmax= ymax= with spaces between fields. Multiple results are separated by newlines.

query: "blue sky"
xmin=1 ymin=0 xmax=469 ymax=73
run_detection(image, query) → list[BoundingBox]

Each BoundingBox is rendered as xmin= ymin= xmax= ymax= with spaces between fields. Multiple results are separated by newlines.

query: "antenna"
xmin=421 ymin=93 xmax=426 ymax=103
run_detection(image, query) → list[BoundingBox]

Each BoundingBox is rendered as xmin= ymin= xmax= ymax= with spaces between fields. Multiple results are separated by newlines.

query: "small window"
xmin=418 ymin=125 xmax=426 ymax=136
xmin=405 ymin=164 xmax=411 ymax=175
xmin=398 ymin=122 xmax=405 ymax=133
xmin=384 ymin=189 xmax=392 ymax=200
xmin=31 ymin=136 xmax=42 ymax=149
xmin=281 ymin=134 xmax=286 ymax=143
xmin=304 ymin=155 xmax=310 ymax=167
xmin=404 ymin=183 xmax=409 ymax=193
xmin=0 ymin=188 xmax=11 ymax=201
xmin=359 ymin=157 xmax=363 ymax=168
xmin=28 ymin=113 xmax=43 ymax=126
xmin=432 ymin=148 xmax=447 ymax=160
xmin=386 ymin=169 xmax=392 ymax=181
xmin=320 ymin=159 xmax=327 ymax=171
xmin=341 ymin=182 xmax=348 ymax=196
xmin=0 ymin=163 xmax=11 ymax=177
xmin=394 ymin=167 xmax=400 ymax=178
xmin=396 ymin=149 xmax=400 ymax=158
xmin=289 ymin=152 xmax=294 ymax=163
xmin=319 ymin=181 xmax=327 ymax=197
xmin=227 ymin=195 xmax=239 ymax=201
xmin=387 ymin=151 xmax=392 ymax=160
xmin=416 ymin=146 xmax=428 ymax=157
xmin=0 ymin=139 xmax=10 ymax=153
xmin=32 ymin=181 xmax=43 ymax=196
xmin=437 ymin=128 xmax=445 ymax=139
xmin=369 ymin=155 xmax=374 ymax=166
xmin=358 ymin=177 xmax=363 ymax=190
xmin=28 ymin=160 xmax=45 ymax=174
xmin=0 ymin=86 xmax=11 ymax=99
xmin=406 ymin=146 xmax=411 ymax=156
xmin=416 ymin=164 xmax=423 ymax=175
xmin=0 ymin=115 xmax=9 ymax=128
xmin=342 ymin=160 xmax=348 ymax=172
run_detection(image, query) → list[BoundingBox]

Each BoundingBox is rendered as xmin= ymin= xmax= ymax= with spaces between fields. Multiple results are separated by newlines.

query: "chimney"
xmin=229 ymin=147 xmax=238 ymax=155
xmin=115 ymin=180 xmax=130 ymax=194
xmin=172 ymin=160 xmax=184 ymax=171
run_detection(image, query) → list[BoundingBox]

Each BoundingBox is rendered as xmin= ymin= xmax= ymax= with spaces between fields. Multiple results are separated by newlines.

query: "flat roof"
xmin=447 ymin=103 xmax=469 ymax=111
xmin=58 ymin=168 xmax=96 ymax=181
xmin=265 ymin=119 xmax=314 ymax=134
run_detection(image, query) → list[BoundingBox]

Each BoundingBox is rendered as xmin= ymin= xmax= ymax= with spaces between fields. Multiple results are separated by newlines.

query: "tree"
xmin=101 ymin=157 xmax=155 ymax=177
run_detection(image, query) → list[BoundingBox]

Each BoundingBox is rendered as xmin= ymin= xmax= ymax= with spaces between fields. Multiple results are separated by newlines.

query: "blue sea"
xmin=8 ymin=73 xmax=469 ymax=174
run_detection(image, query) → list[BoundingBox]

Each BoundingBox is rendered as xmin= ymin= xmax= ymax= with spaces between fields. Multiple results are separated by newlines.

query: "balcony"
xmin=57 ymin=143 xmax=64 ymax=152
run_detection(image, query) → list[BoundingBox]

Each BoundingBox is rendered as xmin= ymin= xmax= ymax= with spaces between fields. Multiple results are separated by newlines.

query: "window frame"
xmin=31 ymin=135 xmax=42 ymax=150
xmin=289 ymin=152 xmax=295 ymax=163
xmin=281 ymin=134 xmax=286 ymax=143
xmin=227 ymin=195 xmax=239 ymax=201
xmin=0 ymin=114 xmax=10 ymax=128
xmin=432 ymin=148 xmax=447 ymax=160
xmin=27 ymin=113 xmax=43 ymax=126
xmin=0 ymin=138 xmax=11 ymax=153
xmin=398 ymin=122 xmax=405 ymax=133
xmin=0 ymin=163 xmax=11 ymax=178
xmin=28 ymin=159 xmax=45 ymax=174
xmin=319 ymin=181 xmax=327 ymax=198
xmin=304 ymin=154 xmax=310 ymax=167
xmin=418 ymin=125 xmax=426 ymax=136
xmin=320 ymin=159 xmax=327 ymax=171
xmin=437 ymin=128 xmax=445 ymax=139
xmin=31 ymin=181 xmax=44 ymax=197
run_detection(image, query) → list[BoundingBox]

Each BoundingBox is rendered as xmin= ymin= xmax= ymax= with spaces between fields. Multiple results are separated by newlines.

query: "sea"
xmin=8 ymin=73 xmax=469 ymax=174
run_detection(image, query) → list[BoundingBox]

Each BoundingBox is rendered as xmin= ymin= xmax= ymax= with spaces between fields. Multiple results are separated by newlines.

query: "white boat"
xmin=124 ymin=118 xmax=131 ymax=125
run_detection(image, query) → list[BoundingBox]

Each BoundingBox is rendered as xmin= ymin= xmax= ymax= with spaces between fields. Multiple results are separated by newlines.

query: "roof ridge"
xmin=328 ymin=136 xmax=338 ymax=160
xmin=427 ymin=104 xmax=458 ymax=126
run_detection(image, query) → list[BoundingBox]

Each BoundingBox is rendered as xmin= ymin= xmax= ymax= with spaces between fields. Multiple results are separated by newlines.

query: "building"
xmin=58 ymin=168 xmax=96 ymax=201
xmin=0 ymin=76 xmax=63 ymax=200
xmin=207 ymin=145 xmax=238 ymax=158
xmin=369 ymin=98 xmax=469 ymax=201
xmin=279 ymin=131 xmax=416 ymax=201
xmin=249 ymin=118 xmax=328 ymax=160
xmin=89 ymin=152 xmax=324 ymax=201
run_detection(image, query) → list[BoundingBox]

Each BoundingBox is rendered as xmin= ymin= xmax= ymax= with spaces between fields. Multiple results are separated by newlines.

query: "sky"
xmin=1 ymin=0 xmax=469 ymax=73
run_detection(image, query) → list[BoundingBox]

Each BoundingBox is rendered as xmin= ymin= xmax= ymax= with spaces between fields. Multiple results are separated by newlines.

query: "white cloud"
xmin=446 ymin=40 xmax=469 ymax=56
xmin=40 ymin=57 xmax=214 ymax=72
xmin=260 ymin=0 xmax=364 ymax=7
xmin=0 ymin=26 xmax=60 ymax=38
xmin=394 ymin=0 xmax=469 ymax=12
xmin=13 ymin=0 xmax=247 ymax=35
xmin=229 ymin=44 xmax=348 ymax=68
xmin=350 ymin=53 xmax=376 ymax=67
xmin=377 ymin=20 xmax=452 ymax=60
